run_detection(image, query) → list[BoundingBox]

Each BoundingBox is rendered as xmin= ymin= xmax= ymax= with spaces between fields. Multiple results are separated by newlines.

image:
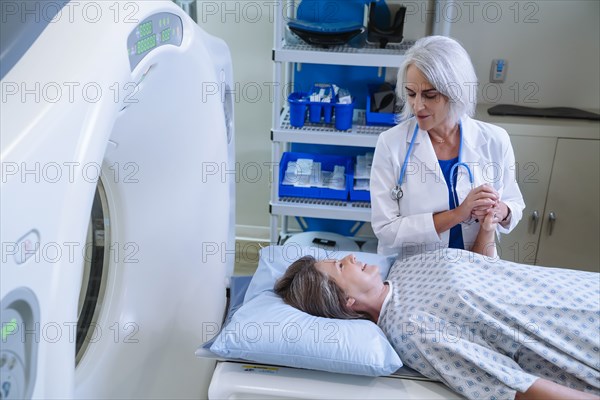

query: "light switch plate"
xmin=490 ymin=59 xmax=508 ymax=83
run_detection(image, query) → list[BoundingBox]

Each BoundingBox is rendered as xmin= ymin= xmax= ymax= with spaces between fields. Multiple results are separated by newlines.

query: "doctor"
xmin=371 ymin=36 xmax=525 ymax=257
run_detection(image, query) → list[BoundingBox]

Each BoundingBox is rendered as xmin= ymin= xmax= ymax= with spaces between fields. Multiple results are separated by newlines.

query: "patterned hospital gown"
xmin=378 ymin=249 xmax=600 ymax=400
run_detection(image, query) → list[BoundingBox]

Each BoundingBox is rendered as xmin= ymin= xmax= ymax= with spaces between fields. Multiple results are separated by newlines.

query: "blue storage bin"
xmin=349 ymin=184 xmax=371 ymax=201
xmin=334 ymin=101 xmax=355 ymax=130
xmin=365 ymin=94 xmax=396 ymax=126
xmin=349 ymin=154 xmax=371 ymax=201
xmin=287 ymin=85 xmax=354 ymax=130
xmin=308 ymin=83 xmax=336 ymax=124
xmin=294 ymin=217 xmax=364 ymax=237
xmin=288 ymin=92 xmax=309 ymax=127
xmin=323 ymin=102 xmax=334 ymax=123
xmin=279 ymin=152 xmax=352 ymax=201
xmin=308 ymin=102 xmax=324 ymax=123
xmin=349 ymin=175 xmax=370 ymax=201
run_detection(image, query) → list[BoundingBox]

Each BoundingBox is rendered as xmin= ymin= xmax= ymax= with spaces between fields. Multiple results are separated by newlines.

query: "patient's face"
xmin=315 ymin=254 xmax=383 ymax=298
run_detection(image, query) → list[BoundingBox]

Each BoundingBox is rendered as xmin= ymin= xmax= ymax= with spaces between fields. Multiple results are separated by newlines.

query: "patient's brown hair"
xmin=274 ymin=256 xmax=368 ymax=320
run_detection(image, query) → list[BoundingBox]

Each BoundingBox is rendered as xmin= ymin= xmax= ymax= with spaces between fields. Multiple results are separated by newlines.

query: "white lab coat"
xmin=370 ymin=116 xmax=525 ymax=257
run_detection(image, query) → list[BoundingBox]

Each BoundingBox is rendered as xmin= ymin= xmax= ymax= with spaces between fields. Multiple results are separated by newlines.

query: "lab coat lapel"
xmin=411 ymin=126 xmax=444 ymax=184
xmin=455 ymin=118 xmax=488 ymax=201
xmin=409 ymin=126 xmax=447 ymax=211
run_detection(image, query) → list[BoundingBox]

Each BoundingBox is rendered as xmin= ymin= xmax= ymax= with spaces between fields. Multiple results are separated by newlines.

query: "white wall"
xmin=194 ymin=0 xmax=600 ymax=240
xmin=195 ymin=1 xmax=275 ymax=239
xmin=451 ymin=0 xmax=600 ymax=109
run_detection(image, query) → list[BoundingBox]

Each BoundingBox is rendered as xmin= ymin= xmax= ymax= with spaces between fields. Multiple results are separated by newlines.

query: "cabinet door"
xmin=536 ymin=139 xmax=600 ymax=272
xmin=498 ymin=136 xmax=556 ymax=264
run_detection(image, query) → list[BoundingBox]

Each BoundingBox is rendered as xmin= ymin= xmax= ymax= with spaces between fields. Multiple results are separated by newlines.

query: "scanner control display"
xmin=128 ymin=12 xmax=183 ymax=71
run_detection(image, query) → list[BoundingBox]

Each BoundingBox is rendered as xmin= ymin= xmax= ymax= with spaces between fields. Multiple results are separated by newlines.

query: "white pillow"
xmin=209 ymin=245 xmax=402 ymax=376
xmin=244 ymin=245 xmax=396 ymax=303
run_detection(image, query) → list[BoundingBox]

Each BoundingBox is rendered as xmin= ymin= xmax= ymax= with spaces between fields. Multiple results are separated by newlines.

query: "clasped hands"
xmin=457 ymin=184 xmax=507 ymax=231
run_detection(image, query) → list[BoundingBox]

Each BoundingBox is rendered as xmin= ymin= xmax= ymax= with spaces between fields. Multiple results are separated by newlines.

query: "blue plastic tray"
xmin=279 ymin=152 xmax=352 ymax=201
xmin=349 ymin=185 xmax=371 ymax=201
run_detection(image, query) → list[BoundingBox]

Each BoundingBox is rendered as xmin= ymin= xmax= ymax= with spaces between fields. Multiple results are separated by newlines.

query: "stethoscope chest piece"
xmin=390 ymin=185 xmax=403 ymax=201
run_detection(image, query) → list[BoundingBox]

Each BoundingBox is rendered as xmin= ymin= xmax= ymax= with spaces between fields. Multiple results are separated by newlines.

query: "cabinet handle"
xmin=531 ymin=210 xmax=539 ymax=234
xmin=548 ymin=212 xmax=556 ymax=236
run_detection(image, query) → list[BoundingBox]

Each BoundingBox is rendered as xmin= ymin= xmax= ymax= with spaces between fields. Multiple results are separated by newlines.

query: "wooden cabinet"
xmin=498 ymin=132 xmax=599 ymax=272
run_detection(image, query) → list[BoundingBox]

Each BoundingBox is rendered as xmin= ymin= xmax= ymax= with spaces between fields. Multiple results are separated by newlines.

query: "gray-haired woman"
xmin=370 ymin=35 xmax=525 ymax=258
xmin=275 ymin=226 xmax=599 ymax=400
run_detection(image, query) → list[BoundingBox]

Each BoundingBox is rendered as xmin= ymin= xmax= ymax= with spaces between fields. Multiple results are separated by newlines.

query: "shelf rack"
xmin=269 ymin=1 xmax=428 ymax=243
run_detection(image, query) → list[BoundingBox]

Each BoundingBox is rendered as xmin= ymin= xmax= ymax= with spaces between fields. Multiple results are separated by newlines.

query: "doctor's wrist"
xmin=500 ymin=204 xmax=511 ymax=225
xmin=453 ymin=204 xmax=471 ymax=224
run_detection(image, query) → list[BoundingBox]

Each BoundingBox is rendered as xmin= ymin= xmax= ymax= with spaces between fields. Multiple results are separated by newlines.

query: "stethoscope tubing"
xmin=397 ymin=123 xmax=420 ymax=190
xmin=392 ymin=120 xmax=474 ymax=207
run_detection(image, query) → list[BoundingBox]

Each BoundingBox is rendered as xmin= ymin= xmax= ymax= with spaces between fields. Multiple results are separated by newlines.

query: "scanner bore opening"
xmin=76 ymin=178 xmax=110 ymax=365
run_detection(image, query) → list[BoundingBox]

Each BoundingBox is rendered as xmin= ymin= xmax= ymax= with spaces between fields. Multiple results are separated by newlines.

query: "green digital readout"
xmin=139 ymin=21 xmax=153 ymax=37
xmin=136 ymin=35 xmax=157 ymax=55
xmin=128 ymin=12 xmax=182 ymax=71
xmin=161 ymin=28 xmax=171 ymax=43
xmin=2 ymin=318 xmax=17 ymax=341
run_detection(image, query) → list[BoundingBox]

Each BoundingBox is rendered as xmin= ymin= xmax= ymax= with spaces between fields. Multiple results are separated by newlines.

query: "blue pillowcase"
xmin=209 ymin=245 xmax=402 ymax=376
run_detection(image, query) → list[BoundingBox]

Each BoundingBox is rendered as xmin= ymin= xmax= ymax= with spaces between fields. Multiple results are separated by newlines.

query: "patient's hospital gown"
xmin=378 ymin=249 xmax=600 ymax=400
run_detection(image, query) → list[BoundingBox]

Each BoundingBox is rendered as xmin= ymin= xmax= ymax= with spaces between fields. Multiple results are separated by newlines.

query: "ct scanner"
xmin=1 ymin=1 xmax=460 ymax=399
xmin=1 ymin=1 xmax=234 ymax=398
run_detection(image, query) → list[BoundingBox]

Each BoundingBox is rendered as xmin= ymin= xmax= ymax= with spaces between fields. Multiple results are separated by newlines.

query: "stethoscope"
xmin=390 ymin=121 xmax=474 ymax=214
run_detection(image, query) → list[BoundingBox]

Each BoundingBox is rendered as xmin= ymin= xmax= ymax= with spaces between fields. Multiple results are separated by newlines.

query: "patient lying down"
xmin=275 ymin=212 xmax=600 ymax=400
